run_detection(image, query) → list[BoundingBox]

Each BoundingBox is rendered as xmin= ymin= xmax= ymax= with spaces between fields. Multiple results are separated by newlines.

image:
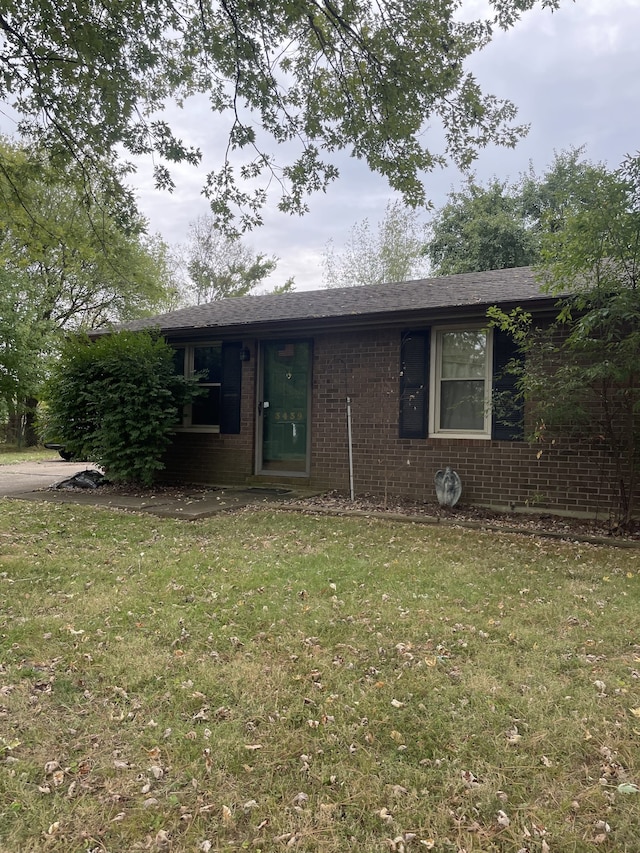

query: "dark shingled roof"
xmin=124 ymin=266 xmax=552 ymax=337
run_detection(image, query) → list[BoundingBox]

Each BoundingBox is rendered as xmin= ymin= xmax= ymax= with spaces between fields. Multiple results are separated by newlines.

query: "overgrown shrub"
xmin=488 ymin=154 xmax=640 ymax=528
xmin=44 ymin=330 xmax=199 ymax=485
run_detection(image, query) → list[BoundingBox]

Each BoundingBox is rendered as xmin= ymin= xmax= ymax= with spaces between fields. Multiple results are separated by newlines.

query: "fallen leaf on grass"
xmin=462 ymin=770 xmax=480 ymax=788
xmin=505 ymin=725 xmax=521 ymax=745
xmin=192 ymin=706 xmax=209 ymax=721
xmin=155 ymin=829 xmax=171 ymax=850
xmin=202 ymin=749 xmax=212 ymax=774
xmin=390 ymin=784 xmax=408 ymax=797
xmin=497 ymin=810 xmax=510 ymax=828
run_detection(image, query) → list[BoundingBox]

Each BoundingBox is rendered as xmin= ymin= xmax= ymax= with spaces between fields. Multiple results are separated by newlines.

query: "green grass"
xmin=1 ymin=500 xmax=639 ymax=852
xmin=0 ymin=446 xmax=57 ymax=465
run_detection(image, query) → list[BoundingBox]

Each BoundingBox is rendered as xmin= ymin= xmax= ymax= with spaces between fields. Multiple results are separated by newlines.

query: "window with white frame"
xmin=430 ymin=327 xmax=493 ymax=437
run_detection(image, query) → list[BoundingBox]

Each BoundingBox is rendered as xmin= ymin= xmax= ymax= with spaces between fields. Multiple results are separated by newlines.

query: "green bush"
xmin=45 ymin=330 xmax=199 ymax=485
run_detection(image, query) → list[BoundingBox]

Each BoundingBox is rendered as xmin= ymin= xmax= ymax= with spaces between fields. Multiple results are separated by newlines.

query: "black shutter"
xmin=220 ymin=342 xmax=242 ymax=434
xmin=491 ymin=328 xmax=524 ymax=441
xmin=399 ymin=330 xmax=429 ymax=439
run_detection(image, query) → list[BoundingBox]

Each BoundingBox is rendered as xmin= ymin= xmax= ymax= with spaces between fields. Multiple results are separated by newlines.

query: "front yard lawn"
xmin=1 ymin=500 xmax=639 ymax=851
xmin=0 ymin=447 xmax=57 ymax=465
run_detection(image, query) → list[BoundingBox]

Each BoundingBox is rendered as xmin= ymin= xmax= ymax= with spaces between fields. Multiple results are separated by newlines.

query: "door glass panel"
xmin=262 ymin=341 xmax=310 ymax=472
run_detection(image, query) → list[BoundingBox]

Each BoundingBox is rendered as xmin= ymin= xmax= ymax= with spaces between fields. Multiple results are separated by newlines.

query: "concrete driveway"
xmin=0 ymin=458 xmax=92 ymax=496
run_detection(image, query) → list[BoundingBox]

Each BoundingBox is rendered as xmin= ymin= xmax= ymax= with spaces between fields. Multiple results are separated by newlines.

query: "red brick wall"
xmin=308 ymin=329 xmax=627 ymax=519
xmin=159 ymin=330 xmax=631 ymax=519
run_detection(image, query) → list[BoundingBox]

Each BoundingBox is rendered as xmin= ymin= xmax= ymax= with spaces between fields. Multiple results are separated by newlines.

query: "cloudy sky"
xmin=132 ymin=0 xmax=640 ymax=292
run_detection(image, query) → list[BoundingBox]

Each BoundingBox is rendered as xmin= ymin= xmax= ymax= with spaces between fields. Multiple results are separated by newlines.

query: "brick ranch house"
xmin=125 ymin=265 xmax=626 ymax=518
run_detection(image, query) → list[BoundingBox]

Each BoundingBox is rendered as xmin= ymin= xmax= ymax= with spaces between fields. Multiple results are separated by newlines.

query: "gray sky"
xmin=132 ymin=0 xmax=640 ymax=291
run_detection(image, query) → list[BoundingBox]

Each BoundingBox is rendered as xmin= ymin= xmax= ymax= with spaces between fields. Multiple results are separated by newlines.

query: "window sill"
xmin=429 ymin=431 xmax=491 ymax=440
xmin=174 ymin=426 xmax=221 ymax=434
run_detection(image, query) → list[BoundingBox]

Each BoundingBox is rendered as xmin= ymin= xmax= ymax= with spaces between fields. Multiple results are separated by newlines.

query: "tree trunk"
xmin=23 ymin=397 xmax=39 ymax=446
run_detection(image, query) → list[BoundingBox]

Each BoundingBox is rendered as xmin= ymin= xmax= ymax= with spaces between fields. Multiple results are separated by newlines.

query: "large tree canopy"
xmin=0 ymin=141 xmax=176 ymax=331
xmin=0 ymin=0 xmax=560 ymax=233
xmin=426 ymin=149 xmax=605 ymax=275
xmin=0 ymin=140 xmax=178 ymax=443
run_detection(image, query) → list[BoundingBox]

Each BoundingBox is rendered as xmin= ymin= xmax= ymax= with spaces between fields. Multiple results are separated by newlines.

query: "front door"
xmin=258 ymin=340 xmax=311 ymax=474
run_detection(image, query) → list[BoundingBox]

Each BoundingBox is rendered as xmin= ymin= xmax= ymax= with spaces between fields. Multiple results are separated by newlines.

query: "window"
xmin=399 ymin=327 xmax=523 ymax=441
xmin=173 ymin=341 xmax=242 ymax=433
xmin=430 ymin=327 xmax=492 ymax=437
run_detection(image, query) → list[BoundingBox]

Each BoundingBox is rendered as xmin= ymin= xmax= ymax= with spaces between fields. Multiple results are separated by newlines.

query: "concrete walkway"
xmin=0 ymin=458 xmax=304 ymax=520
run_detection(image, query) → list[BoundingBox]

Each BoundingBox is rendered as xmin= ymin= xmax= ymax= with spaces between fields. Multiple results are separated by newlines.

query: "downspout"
xmin=346 ymin=396 xmax=355 ymax=501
